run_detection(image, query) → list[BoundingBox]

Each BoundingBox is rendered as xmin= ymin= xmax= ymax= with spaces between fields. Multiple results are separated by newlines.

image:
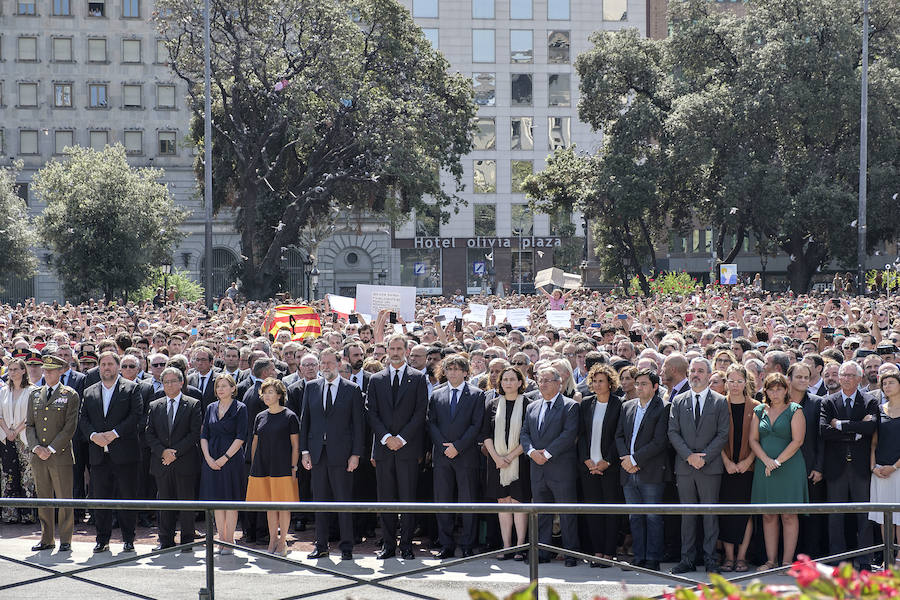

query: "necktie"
xmin=326 ymin=383 xmax=334 ymax=413
xmin=539 ymin=400 xmax=551 ymax=430
xmin=845 ymin=396 xmax=852 ymax=415
xmin=168 ymin=398 xmax=176 ymax=433
xmin=694 ymin=394 xmax=701 ymax=425
xmin=450 ymin=388 xmax=459 ymax=418
xmin=200 ymin=374 xmax=207 ymax=395
xmin=392 ymin=370 xmax=400 ymax=403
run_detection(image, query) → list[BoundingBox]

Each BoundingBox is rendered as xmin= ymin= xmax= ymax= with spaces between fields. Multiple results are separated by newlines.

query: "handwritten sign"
xmin=355 ymin=284 xmax=417 ymax=321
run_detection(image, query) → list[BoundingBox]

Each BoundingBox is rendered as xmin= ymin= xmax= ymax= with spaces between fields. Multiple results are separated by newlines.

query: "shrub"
xmin=129 ymin=267 xmax=205 ymax=303
xmin=628 ymin=271 xmax=699 ymax=297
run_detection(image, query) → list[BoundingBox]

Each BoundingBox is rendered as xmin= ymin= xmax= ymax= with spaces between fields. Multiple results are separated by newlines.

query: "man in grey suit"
xmin=667 ymin=357 xmax=729 ymax=574
xmin=520 ymin=367 xmax=580 ymax=567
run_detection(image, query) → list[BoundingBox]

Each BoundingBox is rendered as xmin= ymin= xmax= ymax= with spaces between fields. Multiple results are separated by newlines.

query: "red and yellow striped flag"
xmin=266 ymin=305 xmax=321 ymax=340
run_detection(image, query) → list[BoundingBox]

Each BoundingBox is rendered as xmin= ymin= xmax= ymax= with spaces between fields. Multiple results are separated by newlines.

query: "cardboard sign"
xmin=355 ymin=284 xmax=417 ymax=321
xmin=535 ymin=267 xmax=582 ymax=289
xmin=546 ymin=310 xmax=572 ymax=329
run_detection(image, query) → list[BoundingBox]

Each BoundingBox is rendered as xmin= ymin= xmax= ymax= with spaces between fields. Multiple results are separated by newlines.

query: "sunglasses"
xmin=121 ymin=365 xmax=138 ymax=369
xmin=151 ymin=362 xmax=167 ymax=367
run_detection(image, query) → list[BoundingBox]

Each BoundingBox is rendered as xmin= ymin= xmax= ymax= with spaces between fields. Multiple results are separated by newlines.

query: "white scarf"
xmin=0 ymin=385 xmax=35 ymax=446
xmin=494 ymin=395 xmax=524 ymax=486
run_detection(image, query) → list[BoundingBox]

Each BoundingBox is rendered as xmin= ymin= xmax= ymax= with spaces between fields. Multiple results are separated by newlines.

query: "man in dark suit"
xmin=145 ymin=367 xmax=202 ymax=551
xmin=803 ymin=353 xmax=829 ymax=397
xmin=78 ymin=351 xmax=143 ymax=553
xmin=300 ymin=349 xmax=365 ymax=561
xmin=120 ymin=354 xmax=158 ymax=527
xmin=520 ymin=366 xmax=580 ymax=567
xmin=667 ymin=357 xmax=730 ymax=574
xmin=343 ymin=341 xmax=376 ymax=541
xmin=661 ymin=353 xmax=690 ymax=402
xmin=427 ymin=354 xmax=485 ymax=559
xmin=187 ymin=346 xmax=221 ymax=412
xmin=820 ymin=360 xmax=878 ymax=569
xmin=615 ymin=368 xmax=671 ymax=570
xmin=367 ymin=334 xmax=428 ymax=560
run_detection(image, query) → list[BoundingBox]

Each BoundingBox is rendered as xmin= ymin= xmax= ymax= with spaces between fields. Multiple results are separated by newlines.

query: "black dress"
xmin=719 ymin=401 xmax=754 ymax=545
xmin=245 ymin=408 xmax=300 ymax=502
xmin=199 ymin=400 xmax=249 ymax=501
xmin=482 ymin=396 xmax=531 ymax=502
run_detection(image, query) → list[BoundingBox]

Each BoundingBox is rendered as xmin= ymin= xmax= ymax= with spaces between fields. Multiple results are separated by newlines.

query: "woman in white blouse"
xmin=0 ymin=358 xmax=38 ymax=523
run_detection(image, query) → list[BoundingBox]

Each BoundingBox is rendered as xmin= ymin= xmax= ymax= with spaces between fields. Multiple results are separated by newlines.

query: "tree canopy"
xmin=155 ymin=0 xmax=477 ymax=298
xmin=34 ymin=145 xmax=186 ymax=301
xmin=0 ymin=162 xmax=38 ymax=287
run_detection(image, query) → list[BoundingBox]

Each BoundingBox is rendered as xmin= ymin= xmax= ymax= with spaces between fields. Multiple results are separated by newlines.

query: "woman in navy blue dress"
xmin=199 ymin=374 xmax=248 ymax=554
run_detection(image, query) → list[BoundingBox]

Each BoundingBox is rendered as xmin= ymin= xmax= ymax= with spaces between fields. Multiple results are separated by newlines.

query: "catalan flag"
xmin=267 ymin=305 xmax=321 ymax=340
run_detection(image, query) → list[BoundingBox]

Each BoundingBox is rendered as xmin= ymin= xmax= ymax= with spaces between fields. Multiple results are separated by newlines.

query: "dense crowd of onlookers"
xmin=0 ymin=284 xmax=899 ymax=574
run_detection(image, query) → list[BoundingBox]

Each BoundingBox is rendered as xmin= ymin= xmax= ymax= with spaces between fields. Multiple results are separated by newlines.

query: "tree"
xmin=34 ymin=145 xmax=187 ymax=301
xmin=0 ymin=161 xmax=38 ymax=288
xmin=155 ymin=0 xmax=476 ymax=298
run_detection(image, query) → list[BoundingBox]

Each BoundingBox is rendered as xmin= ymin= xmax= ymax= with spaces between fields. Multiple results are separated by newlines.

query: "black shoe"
xmin=93 ymin=543 xmax=110 ymax=554
xmin=400 ymin=548 xmax=415 ymax=560
xmin=461 ymin=548 xmax=474 ymax=558
xmin=59 ymin=543 xmax=72 ymax=552
xmin=538 ymin=555 xmax=551 ymax=564
xmin=434 ymin=548 xmax=455 ymax=559
xmin=644 ymin=560 xmax=660 ymax=571
xmin=497 ymin=552 xmax=511 ymax=561
xmin=705 ymin=559 xmax=719 ymax=574
xmin=31 ymin=543 xmax=55 ymax=551
xmin=565 ymin=557 xmax=578 ymax=567
xmin=670 ymin=561 xmax=695 ymax=574
xmin=590 ymin=557 xmax=610 ymax=568
xmin=307 ymin=549 xmax=329 ymax=559
xmin=341 ymin=551 xmax=353 ymax=561
xmin=376 ymin=548 xmax=396 ymax=560
xmin=181 ymin=545 xmax=196 ymax=554
xmin=122 ymin=542 xmax=135 ymax=552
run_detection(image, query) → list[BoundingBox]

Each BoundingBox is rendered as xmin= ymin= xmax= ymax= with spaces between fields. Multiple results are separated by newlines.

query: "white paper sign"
xmin=506 ymin=308 xmax=531 ymax=327
xmin=493 ymin=309 xmax=506 ymax=325
xmin=439 ymin=307 xmax=463 ymax=322
xmin=465 ymin=303 xmax=489 ymax=324
xmin=326 ymin=294 xmax=356 ymax=317
xmin=355 ymin=284 xmax=417 ymax=321
xmin=546 ymin=310 xmax=572 ymax=329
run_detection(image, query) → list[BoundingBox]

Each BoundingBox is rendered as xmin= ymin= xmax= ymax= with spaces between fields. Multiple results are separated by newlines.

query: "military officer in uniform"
xmin=25 ymin=355 xmax=81 ymax=552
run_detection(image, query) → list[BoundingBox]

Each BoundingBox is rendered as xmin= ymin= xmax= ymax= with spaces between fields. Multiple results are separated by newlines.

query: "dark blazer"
xmin=667 ymin=388 xmax=730 ymax=475
xmin=819 ymin=389 xmax=878 ymax=479
xmin=813 ymin=381 xmax=828 ymax=398
xmin=666 ymin=378 xmax=690 ymax=402
xmin=427 ymin=381 xmax=485 ymax=468
xmin=282 ymin=371 xmax=303 ymax=388
xmin=187 ymin=368 xmax=222 ymax=411
xmin=798 ymin=392 xmax=825 ymax=475
xmin=615 ymin=394 xmax=671 ymax=484
xmin=520 ymin=393 xmax=580 ymax=482
xmin=347 ymin=371 xmax=371 ymax=398
xmin=287 ymin=378 xmax=307 ymax=417
xmin=577 ymin=394 xmax=623 ymax=468
xmin=299 ymin=377 xmax=365 ymax=466
xmin=153 ymin=383 xmax=202 ymax=401
xmin=130 ymin=378 xmax=155 ymax=446
xmin=144 ymin=394 xmax=202 ymax=476
xmin=367 ymin=365 xmax=428 ymax=461
xmin=61 ymin=370 xmax=86 ymax=399
xmin=83 ymin=366 xmax=101 ymax=389
xmin=78 ymin=378 xmax=143 ymax=466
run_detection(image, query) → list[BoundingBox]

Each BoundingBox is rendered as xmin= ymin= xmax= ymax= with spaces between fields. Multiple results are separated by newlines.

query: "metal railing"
xmin=0 ymin=499 xmax=896 ymax=600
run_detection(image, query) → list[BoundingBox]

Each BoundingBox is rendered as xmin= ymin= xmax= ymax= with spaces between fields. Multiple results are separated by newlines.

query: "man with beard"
xmin=822 ymin=360 xmax=842 ymax=395
xmin=862 ymin=354 xmax=883 ymax=392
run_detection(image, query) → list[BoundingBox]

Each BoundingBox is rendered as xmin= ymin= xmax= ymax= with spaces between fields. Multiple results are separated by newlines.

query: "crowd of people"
xmin=0 ymin=283 xmax=899 ymax=575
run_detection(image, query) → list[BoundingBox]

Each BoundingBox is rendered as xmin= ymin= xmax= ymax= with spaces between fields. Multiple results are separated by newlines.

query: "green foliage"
xmin=0 ymin=161 xmax=38 ymax=284
xmin=628 ymin=271 xmax=700 ymax=297
xmin=155 ymin=0 xmax=477 ymax=298
xmin=129 ymin=267 xmax=205 ymax=303
xmin=33 ymin=145 xmax=187 ymax=301
xmin=867 ymin=267 xmax=900 ymax=292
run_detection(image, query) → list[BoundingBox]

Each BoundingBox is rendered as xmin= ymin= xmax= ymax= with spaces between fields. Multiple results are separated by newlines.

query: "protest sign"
xmin=546 ymin=310 xmax=572 ymax=329
xmin=326 ymin=294 xmax=356 ymax=318
xmin=439 ymin=307 xmax=463 ymax=322
xmin=355 ymin=284 xmax=416 ymax=321
xmin=465 ymin=303 xmax=489 ymax=324
xmin=720 ymin=264 xmax=738 ymax=285
xmin=535 ymin=267 xmax=582 ymax=289
xmin=506 ymin=308 xmax=531 ymax=327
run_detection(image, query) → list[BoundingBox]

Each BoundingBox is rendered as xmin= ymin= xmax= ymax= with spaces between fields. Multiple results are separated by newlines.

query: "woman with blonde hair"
xmin=550 ymin=358 xmax=582 ymax=402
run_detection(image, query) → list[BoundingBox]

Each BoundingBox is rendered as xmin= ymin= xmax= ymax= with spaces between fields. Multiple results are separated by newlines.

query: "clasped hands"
xmin=161 ymin=448 xmax=177 ymax=466
xmin=687 ymin=452 xmax=706 ymax=470
xmin=91 ymin=431 xmax=117 ymax=447
xmin=33 ymin=446 xmax=52 ymax=461
xmin=584 ymin=458 xmax=610 ymax=475
xmin=385 ymin=436 xmax=404 ymax=451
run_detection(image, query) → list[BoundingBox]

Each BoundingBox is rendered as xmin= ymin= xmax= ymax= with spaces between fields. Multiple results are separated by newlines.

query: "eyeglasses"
xmin=726 ymin=379 xmax=745 ymax=385
xmin=121 ymin=365 xmax=138 ymax=369
xmin=511 ymin=361 xmax=527 ymax=366
xmin=161 ymin=379 xmax=181 ymax=385
xmin=151 ymin=362 xmax=167 ymax=368
xmin=484 ymin=355 xmax=498 ymax=360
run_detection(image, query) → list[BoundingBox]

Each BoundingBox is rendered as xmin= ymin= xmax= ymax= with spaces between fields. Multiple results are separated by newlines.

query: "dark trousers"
xmin=433 ymin=459 xmax=479 ymax=551
xmin=580 ymin=469 xmax=620 ymax=556
xmin=72 ymin=437 xmax=90 ymax=513
xmin=531 ymin=475 xmax=579 ymax=559
xmin=91 ymin=455 xmax=139 ymax=544
xmin=827 ymin=466 xmax=872 ymax=563
xmin=154 ymin=468 xmax=196 ymax=546
xmin=311 ymin=448 xmax=355 ymax=553
xmin=376 ymin=454 xmax=419 ymax=551
xmin=675 ymin=470 xmax=721 ymax=564
xmin=799 ymin=476 xmax=828 ymax=558
xmin=623 ymin=477 xmax=665 ymax=562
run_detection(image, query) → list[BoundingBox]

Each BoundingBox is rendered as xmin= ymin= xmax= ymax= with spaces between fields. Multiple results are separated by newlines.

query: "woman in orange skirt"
xmin=246 ymin=378 xmax=299 ymax=556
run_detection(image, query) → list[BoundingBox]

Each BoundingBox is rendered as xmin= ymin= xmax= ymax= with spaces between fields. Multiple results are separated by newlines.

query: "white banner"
xmin=326 ymin=294 xmax=356 ymax=317
xmin=438 ymin=307 xmax=463 ymax=322
xmin=546 ymin=310 xmax=572 ymax=329
xmin=355 ymin=284 xmax=417 ymax=321
xmin=506 ymin=308 xmax=531 ymax=327
xmin=465 ymin=303 xmax=489 ymax=324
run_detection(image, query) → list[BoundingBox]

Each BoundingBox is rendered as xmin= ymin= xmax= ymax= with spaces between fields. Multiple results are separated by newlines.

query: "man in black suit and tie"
xmin=145 ymin=367 xmax=202 ymax=551
xmin=187 ymin=346 xmax=221 ymax=412
xmin=367 ymin=334 xmax=428 ymax=560
xmin=300 ymin=349 xmax=365 ymax=561
xmin=78 ymin=351 xmax=143 ymax=553
xmin=121 ymin=354 xmax=158 ymax=527
xmin=427 ymin=354 xmax=485 ymax=559
xmin=616 ymin=368 xmax=671 ymax=570
xmin=803 ymin=353 xmax=829 ymax=398
xmin=819 ymin=360 xmax=878 ymax=569
xmin=520 ymin=367 xmax=580 ymax=567
xmin=667 ymin=357 xmax=730 ymax=574
xmin=661 ymin=353 xmax=689 ymax=402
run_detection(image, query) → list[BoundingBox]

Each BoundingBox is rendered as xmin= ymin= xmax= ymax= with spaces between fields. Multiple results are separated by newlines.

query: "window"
xmin=54 ymin=130 xmax=73 ymax=154
xmin=88 ymin=1 xmax=105 ymax=16
xmin=548 ymin=31 xmax=570 ymax=64
xmin=88 ymin=38 xmax=107 ymax=62
xmin=511 ymin=73 xmax=532 ymax=106
xmin=156 ymin=84 xmax=176 ymax=108
xmin=548 ymin=73 xmax=570 ymax=106
xmin=472 ymin=72 xmax=495 ymax=106
xmin=510 ymin=0 xmax=531 ymax=19
xmin=547 ymin=0 xmax=569 ymax=20
xmin=511 ymin=204 xmax=533 ymax=236
xmin=472 ymin=0 xmax=493 ymax=19
xmin=122 ymin=39 xmax=141 ymax=63
xmin=400 ymin=249 xmax=441 ymax=293
xmin=511 ymin=117 xmax=534 ymax=150
xmin=53 ymin=0 xmax=71 ymax=15
xmin=53 ymin=38 xmax=73 ymax=62
xmin=412 ymin=0 xmax=438 ymax=18
xmin=415 ymin=204 xmax=440 ymax=237
xmin=548 ymin=116 xmax=570 ymax=149
xmin=511 ymin=160 xmax=533 ymax=193
xmin=124 ymin=130 xmax=142 ymax=154
xmin=603 ymin=0 xmax=627 ymax=21
xmin=669 ymin=231 xmax=688 ymax=254
xmin=473 ymin=205 xmax=496 ymax=236
xmin=422 ymin=28 xmax=439 ymax=49
xmin=472 ymin=29 xmax=495 ymax=63
xmin=510 ymin=30 xmax=533 ymax=64
xmin=473 ymin=160 xmax=496 ymax=194
xmin=155 ymin=39 xmax=169 ymax=64
xmin=89 ymin=84 xmax=108 ymax=107
xmin=18 ymin=37 xmax=38 ymax=61
xmin=18 ymin=83 xmax=38 ymax=107
xmin=20 ymin=130 xmax=39 ymax=155
xmin=473 ymin=117 xmax=495 ymax=151
xmin=122 ymin=0 xmax=139 ymax=17
xmin=90 ymin=130 xmax=108 ymax=150
xmin=158 ymin=131 xmax=176 ymax=155
xmin=123 ymin=84 xmax=142 ymax=108
xmin=54 ymin=83 xmax=73 ymax=107
xmin=18 ymin=1 xmax=36 ymax=14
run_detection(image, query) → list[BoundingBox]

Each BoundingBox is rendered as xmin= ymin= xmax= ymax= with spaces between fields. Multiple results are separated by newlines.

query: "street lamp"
xmin=378 ymin=269 xmax=387 ymax=285
xmin=311 ymin=266 xmax=320 ymax=300
xmin=161 ymin=262 xmax=172 ymax=304
xmin=303 ymin=254 xmax=315 ymax=301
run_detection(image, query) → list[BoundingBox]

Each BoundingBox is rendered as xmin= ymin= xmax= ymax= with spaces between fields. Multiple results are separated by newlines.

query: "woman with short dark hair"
xmin=0 ymin=358 xmax=37 ymax=524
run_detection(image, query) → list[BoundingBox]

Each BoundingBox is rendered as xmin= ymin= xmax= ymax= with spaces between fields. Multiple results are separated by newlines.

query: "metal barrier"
xmin=0 ymin=498 xmax=896 ymax=600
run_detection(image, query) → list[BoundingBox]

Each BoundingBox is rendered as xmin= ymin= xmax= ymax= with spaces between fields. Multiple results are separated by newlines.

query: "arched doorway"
xmin=199 ymin=247 xmax=239 ymax=300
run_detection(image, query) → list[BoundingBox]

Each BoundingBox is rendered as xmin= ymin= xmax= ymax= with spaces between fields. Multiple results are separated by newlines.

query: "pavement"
xmin=0 ymin=522 xmax=797 ymax=600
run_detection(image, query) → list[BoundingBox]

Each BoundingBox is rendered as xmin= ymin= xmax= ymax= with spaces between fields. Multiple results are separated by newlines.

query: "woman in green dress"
xmin=749 ymin=372 xmax=808 ymax=571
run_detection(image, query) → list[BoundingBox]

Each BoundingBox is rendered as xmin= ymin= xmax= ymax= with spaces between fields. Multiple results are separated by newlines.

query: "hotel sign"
xmin=398 ymin=236 xmax=563 ymax=249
